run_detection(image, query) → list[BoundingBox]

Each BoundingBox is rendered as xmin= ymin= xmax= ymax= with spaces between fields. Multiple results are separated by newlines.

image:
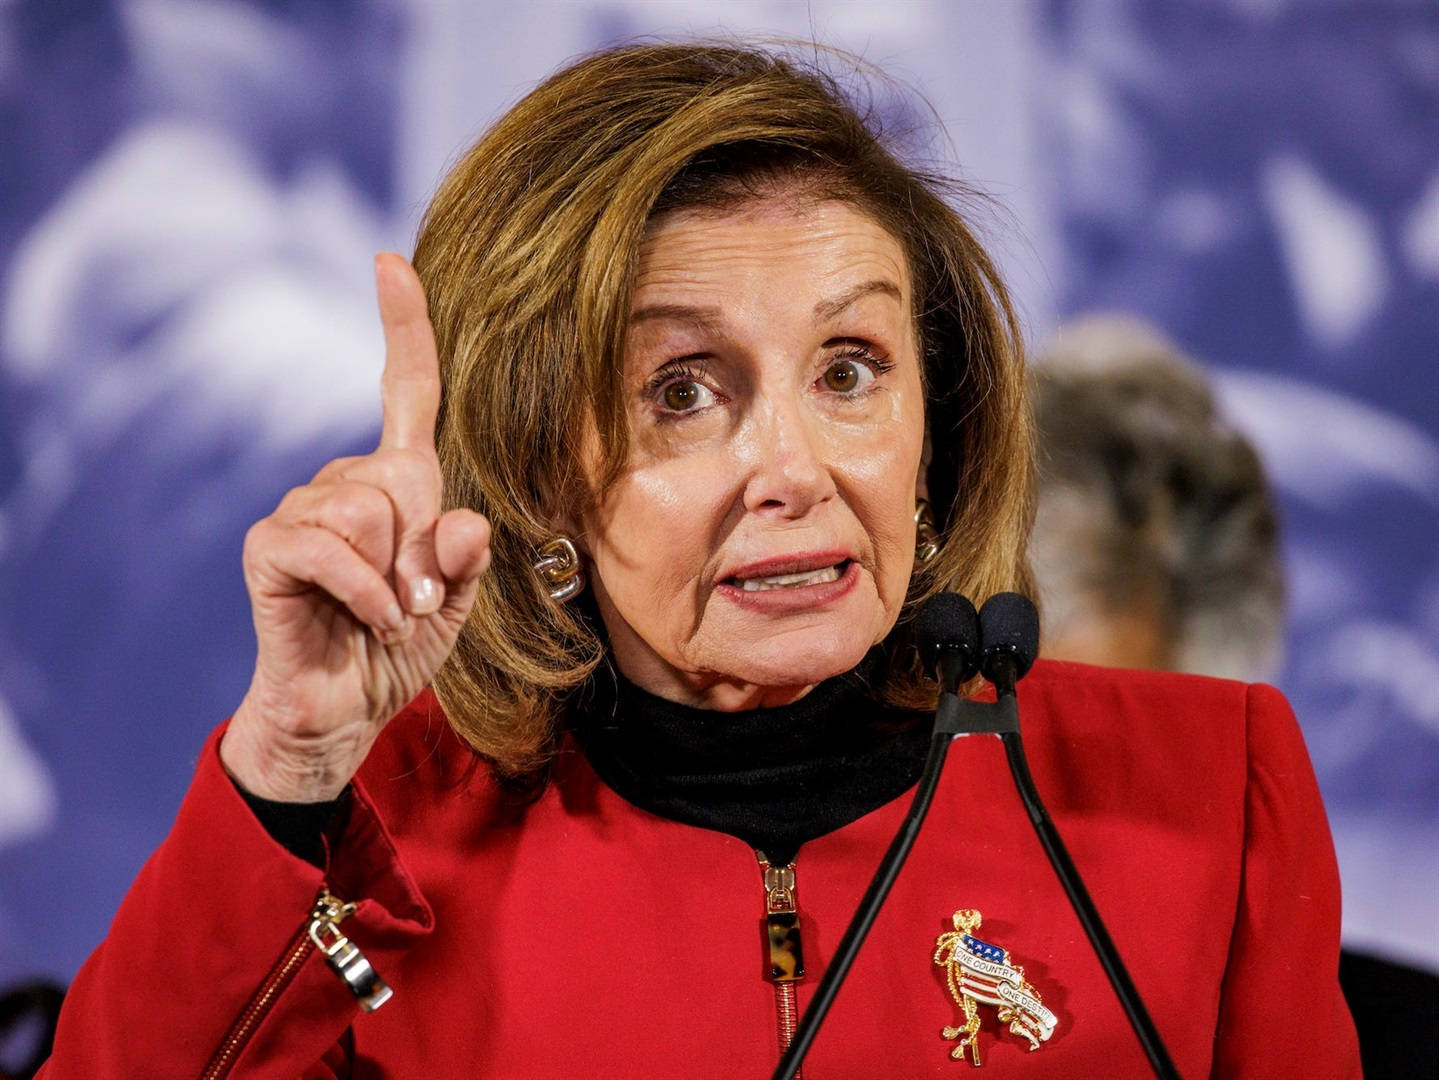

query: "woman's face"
xmin=580 ymin=197 xmax=926 ymax=709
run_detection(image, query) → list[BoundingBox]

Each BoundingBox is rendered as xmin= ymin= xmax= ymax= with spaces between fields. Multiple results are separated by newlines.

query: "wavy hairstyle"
xmin=414 ymin=42 xmax=1033 ymax=777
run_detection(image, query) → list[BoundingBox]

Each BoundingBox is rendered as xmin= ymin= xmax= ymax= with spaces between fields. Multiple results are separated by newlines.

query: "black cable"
xmin=987 ymin=652 xmax=1181 ymax=1080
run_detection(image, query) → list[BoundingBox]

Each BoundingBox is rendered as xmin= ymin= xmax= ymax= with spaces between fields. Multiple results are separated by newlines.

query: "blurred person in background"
xmin=1029 ymin=314 xmax=1438 ymax=1079
xmin=1029 ymin=315 xmax=1284 ymax=683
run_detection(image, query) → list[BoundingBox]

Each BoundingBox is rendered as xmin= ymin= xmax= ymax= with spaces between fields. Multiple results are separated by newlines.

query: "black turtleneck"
xmin=571 ymin=664 xmax=932 ymax=865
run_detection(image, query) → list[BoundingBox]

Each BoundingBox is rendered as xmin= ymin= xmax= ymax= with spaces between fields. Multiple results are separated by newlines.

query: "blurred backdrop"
xmin=2 ymin=0 xmax=1436 ymax=996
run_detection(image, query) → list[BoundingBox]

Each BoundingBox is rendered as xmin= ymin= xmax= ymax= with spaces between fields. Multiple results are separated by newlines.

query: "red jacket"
xmin=41 ymin=660 xmax=1359 ymax=1078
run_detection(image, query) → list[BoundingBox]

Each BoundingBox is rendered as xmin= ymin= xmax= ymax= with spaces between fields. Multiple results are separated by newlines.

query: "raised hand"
xmin=220 ymin=254 xmax=491 ymax=802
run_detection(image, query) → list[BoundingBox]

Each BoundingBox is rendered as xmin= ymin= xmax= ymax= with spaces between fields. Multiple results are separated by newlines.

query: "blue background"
xmin=2 ymin=0 xmax=1435 ymax=985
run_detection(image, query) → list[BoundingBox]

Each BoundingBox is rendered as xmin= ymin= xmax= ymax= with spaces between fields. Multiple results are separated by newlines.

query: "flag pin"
xmin=932 ymin=909 xmax=1059 ymax=1065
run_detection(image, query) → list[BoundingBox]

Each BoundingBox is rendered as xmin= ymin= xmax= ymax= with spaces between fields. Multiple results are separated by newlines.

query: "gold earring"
xmin=533 ymin=536 xmax=586 ymax=602
xmin=914 ymin=499 xmax=940 ymax=564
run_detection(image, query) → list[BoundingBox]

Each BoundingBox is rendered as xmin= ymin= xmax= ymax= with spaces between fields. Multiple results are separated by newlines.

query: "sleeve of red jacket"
xmin=37 ymin=722 xmax=433 ymax=1080
xmin=1208 ymin=683 xmax=1360 ymax=1077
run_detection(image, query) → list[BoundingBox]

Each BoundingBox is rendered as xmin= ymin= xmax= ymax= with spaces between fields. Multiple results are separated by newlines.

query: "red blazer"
xmin=40 ymin=661 xmax=1359 ymax=1078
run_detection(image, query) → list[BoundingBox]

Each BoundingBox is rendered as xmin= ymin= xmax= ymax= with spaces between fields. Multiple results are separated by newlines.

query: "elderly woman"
xmin=41 ymin=44 xmax=1356 ymax=1078
xmin=1028 ymin=316 xmax=1286 ymax=681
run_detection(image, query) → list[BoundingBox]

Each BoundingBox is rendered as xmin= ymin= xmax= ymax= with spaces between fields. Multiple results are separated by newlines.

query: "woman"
xmin=40 ymin=44 xmax=1356 ymax=1078
xmin=1028 ymin=316 xmax=1285 ymax=679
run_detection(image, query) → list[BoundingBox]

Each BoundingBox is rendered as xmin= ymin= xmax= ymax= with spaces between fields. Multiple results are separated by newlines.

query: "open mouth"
xmin=728 ymin=559 xmax=852 ymax=592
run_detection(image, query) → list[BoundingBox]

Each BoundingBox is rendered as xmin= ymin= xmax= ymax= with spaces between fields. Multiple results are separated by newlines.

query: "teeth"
xmin=737 ymin=565 xmax=842 ymax=591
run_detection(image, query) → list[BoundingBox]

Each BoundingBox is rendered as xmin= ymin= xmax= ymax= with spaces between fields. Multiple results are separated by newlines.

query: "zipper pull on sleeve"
xmin=308 ymin=890 xmax=393 ymax=1012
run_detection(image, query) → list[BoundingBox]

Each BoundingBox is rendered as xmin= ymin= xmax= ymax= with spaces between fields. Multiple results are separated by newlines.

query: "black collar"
xmin=571 ymin=661 xmax=930 ymax=865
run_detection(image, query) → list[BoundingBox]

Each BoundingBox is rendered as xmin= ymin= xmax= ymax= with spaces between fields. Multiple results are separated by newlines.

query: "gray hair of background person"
xmin=1029 ymin=315 xmax=1285 ymax=682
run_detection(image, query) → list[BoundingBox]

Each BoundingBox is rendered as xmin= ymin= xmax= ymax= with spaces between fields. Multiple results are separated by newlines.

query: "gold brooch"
xmin=933 ymin=910 xmax=1058 ymax=1065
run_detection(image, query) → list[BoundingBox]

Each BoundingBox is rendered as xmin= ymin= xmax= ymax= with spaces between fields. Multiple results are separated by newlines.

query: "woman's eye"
xmin=660 ymin=379 xmax=715 ymax=412
xmin=821 ymin=357 xmax=879 ymax=394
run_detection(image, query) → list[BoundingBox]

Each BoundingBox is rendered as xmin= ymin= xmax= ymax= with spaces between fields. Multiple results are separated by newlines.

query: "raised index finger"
xmin=375 ymin=252 xmax=441 ymax=453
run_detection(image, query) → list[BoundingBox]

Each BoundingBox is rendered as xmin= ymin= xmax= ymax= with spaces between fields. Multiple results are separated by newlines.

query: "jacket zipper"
xmin=757 ymin=852 xmax=804 ymax=1076
xmin=200 ymin=887 xmax=390 ymax=1079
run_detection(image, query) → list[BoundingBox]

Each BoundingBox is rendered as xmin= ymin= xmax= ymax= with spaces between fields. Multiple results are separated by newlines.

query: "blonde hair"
xmin=414 ymin=42 xmax=1033 ymax=777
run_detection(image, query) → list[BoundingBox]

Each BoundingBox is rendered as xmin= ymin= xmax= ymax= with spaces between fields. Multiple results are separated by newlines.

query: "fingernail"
xmin=409 ymin=576 xmax=441 ymax=614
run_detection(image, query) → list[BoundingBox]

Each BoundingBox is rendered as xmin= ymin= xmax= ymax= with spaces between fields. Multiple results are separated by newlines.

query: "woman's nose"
xmin=740 ymin=395 xmax=837 ymax=517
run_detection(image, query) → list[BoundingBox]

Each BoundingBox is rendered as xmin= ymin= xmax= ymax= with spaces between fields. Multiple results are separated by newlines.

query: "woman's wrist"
xmin=220 ymin=697 xmax=364 ymax=802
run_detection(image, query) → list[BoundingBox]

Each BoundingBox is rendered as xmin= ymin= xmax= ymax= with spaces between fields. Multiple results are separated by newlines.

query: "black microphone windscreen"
xmin=979 ymin=593 xmax=1040 ymax=679
xmin=914 ymin=592 xmax=981 ymax=682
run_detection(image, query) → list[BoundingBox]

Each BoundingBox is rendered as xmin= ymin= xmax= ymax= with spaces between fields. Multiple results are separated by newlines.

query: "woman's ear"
xmin=546 ymin=511 xmax=589 ymax=555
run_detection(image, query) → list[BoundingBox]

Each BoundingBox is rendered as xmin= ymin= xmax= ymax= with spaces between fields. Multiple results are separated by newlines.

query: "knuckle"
xmin=273 ymin=484 xmax=313 ymax=518
xmin=312 ymin=455 xmax=363 ymax=483
xmin=242 ymin=517 xmax=279 ymax=565
xmin=326 ymin=496 xmax=368 ymax=539
xmin=331 ymin=449 xmax=440 ymax=509
xmin=305 ymin=531 xmax=350 ymax=579
xmin=328 ymin=482 xmax=391 ymax=537
xmin=375 ymin=458 xmax=441 ymax=523
xmin=388 ymin=446 xmax=442 ymax=484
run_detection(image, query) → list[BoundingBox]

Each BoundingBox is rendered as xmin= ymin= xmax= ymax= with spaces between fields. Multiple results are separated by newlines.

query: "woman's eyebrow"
xmin=628 ymin=303 xmax=724 ymax=330
xmin=813 ymin=279 xmax=903 ymax=322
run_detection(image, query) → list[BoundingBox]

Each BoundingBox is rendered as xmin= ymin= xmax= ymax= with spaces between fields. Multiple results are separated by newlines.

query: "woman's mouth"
xmin=733 ymin=561 xmax=849 ymax=591
xmin=717 ymin=556 xmax=860 ymax=612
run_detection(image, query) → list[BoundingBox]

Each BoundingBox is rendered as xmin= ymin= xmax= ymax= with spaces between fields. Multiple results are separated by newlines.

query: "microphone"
xmin=915 ymin=590 xmax=981 ymax=691
xmin=977 ymin=591 xmax=1039 ymax=691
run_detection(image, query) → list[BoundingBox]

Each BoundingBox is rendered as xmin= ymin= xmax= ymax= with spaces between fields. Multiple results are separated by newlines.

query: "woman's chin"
xmin=713 ymin=624 xmax=877 ymax=694
xmin=695 ymin=579 xmax=894 ymax=692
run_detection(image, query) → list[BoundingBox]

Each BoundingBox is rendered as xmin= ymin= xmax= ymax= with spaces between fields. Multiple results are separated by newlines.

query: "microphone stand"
xmin=770 ymin=653 xmax=1181 ymax=1080
xmin=769 ymin=651 xmax=971 ymax=1080
xmin=985 ymin=652 xmax=1180 ymax=1080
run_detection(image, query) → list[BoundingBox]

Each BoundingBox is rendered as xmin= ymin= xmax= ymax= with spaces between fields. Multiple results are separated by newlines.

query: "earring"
xmin=533 ymin=536 xmax=586 ymax=602
xmin=914 ymin=499 xmax=940 ymax=564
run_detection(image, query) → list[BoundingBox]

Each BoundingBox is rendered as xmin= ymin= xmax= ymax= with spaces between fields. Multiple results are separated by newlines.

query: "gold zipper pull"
xmin=758 ymin=853 xmax=805 ymax=1069
xmin=758 ymin=855 xmax=805 ymax=982
xmin=307 ymin=890 xmax=393 ymax=1012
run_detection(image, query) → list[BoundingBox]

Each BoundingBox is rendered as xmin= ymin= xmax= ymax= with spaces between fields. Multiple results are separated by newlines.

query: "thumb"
xmin=434 ymin=508 xmax=492 ymax=617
